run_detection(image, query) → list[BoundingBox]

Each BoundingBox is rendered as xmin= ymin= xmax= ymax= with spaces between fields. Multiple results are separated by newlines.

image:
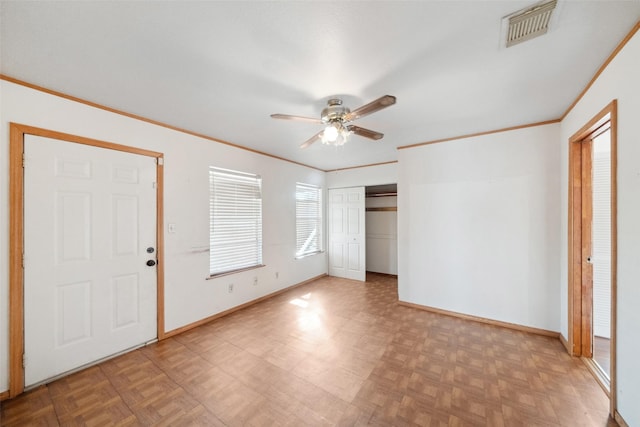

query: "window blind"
xmin=295 ymin=183 xmax=322 ymax=258
xmin=592 ymin=129 xmax=612 ymax=339
xmin=209 ymin=167 xmax=263 ymax=276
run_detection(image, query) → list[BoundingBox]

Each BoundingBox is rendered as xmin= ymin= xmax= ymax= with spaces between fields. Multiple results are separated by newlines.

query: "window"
xmin=295 ymin=183 xmax=322 ymax=258
xmin=209 ymin=167 xmax=263 ymax=276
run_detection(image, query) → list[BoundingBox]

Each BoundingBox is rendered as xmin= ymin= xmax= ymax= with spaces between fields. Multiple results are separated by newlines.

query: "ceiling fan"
xmin=271 ymin=95 xmax=396 ymax=149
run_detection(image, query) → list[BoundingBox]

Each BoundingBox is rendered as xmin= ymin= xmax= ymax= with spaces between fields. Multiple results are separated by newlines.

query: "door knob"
xmin=146 ymin=260 xmax=156 ymax=267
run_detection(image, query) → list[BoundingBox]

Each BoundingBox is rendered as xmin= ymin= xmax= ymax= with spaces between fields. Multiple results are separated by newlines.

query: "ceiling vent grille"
xmin=506 ymin=0 xmax=557 ymax=47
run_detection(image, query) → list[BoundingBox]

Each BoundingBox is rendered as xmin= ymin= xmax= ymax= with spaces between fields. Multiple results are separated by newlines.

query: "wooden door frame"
xmin=8 ymin=123 xmax=166 ymax=398
xmin=567 ymin=100 xmax=617 ymax=414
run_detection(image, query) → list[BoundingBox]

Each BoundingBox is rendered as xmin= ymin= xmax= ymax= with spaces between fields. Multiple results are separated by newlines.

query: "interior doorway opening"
xmin=567 ymin=100 xmax=617 ymax=416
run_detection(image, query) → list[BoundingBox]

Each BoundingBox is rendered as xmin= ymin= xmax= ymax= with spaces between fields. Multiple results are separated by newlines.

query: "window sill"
xmin=206 ymin=264 xmax=266 ymax=280
xmin=295 ymin=251 xmax=324 ymax=260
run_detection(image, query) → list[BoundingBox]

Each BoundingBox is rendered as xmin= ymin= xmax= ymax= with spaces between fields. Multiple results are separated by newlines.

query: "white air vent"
xmin=505 ymin=0 xmax=557 ymax=47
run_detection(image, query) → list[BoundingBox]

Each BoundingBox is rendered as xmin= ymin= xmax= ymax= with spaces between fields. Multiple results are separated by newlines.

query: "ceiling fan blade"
xmin=271 ymin=113 xmax=323 ymax=124
xmin=300 ymin=130 xmax=324 ymax=149
xmin=344 ymin=95 xmax=396 ymax=122
xmin=348 ymin=125 xmax=384 ymax=140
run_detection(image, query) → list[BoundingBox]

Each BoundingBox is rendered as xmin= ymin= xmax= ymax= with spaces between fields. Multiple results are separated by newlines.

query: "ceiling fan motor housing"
xmin=321 ymin=98 xmax=350 ymax=123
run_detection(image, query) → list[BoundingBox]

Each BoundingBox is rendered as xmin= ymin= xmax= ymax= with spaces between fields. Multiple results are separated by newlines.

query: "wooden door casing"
xmin=8 ymin=123 xmax=165 ymax=398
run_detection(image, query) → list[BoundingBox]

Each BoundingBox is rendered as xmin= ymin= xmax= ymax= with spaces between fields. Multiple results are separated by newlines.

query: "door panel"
xmin=581 ymin=139 xmax=594 ymax=358
xmin=331 ymin=206 xmax=344 ymax=234
xmin=57 ymin=192 xmax=91 ymax=262
xmin=331 ymin=242 xmax=345 ymax=269
xmin=113 ymin=273 xmax=141 ymax=329
xmin=24 ymin=135 xmax=157 ymax=387
xmin=348 ymin=207 xmax=360 ymax=234
xmin=348 ymin=243 xmax=361 ymax=271
xmin=329 ymin=187 xmax=365 ymax=281
xmin=113 ymin=195 xmax=139 ymax=256
xmin=57 ymin=281 xmax=92 ymax=346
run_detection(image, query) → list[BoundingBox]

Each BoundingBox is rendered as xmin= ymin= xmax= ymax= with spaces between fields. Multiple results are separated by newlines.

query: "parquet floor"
xmin=1 ymin=274 xmax=615 ymax=426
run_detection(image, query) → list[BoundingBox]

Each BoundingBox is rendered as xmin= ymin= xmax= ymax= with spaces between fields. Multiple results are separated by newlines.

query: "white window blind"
xmin=209 ymin=167 xmax=263 ymax=276
xmin=296 ymin=183 xmax=322 ymax=258
xmin=592 ymin=128 xmax=611 ymax=339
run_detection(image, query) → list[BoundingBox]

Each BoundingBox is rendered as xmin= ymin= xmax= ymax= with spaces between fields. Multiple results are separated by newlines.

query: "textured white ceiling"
xmin=2 ymin=1 xmax=639 ymax=170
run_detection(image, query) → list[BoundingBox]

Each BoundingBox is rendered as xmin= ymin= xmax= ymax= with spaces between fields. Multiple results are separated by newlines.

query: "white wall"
xmin=0 ymin=81 xmax=327 ymax=393
xmin=559 ymin=29 xmax=640 ymax=426
xmin=366 ymin=196 xmax=397 ymax=275
xmin=398 ymin=123 xmax=561 ymax=332
xmin=326 ymin=162 xmax=397 ymax=189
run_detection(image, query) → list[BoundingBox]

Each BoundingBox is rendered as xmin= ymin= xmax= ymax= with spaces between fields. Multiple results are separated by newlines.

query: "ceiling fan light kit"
xmin=271 ymin=95 xmax=396 ymax=149
xmin=319 ymin=99 xmax=352 ymax=146
xmin=321 ymin=122 xmax=352 ymax=146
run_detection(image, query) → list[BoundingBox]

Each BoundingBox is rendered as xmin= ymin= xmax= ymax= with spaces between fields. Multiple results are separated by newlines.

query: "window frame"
xmin=209 ymin=166 xmax=264 ymax=277
xmin=295 ymin=182 xmax=323 ymax=259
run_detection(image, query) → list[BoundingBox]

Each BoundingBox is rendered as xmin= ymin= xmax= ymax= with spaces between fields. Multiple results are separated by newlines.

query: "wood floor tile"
xmin=56 ymin=400 xmax=137 ymax=427
xmin=332 ymin=348 xmax=379 ymax=380
xmin=244 ymin=399 xmax=307 ymax=427
xmin=127 ymin=387 xmax=201 ymax=425
xmin=335 ymin=403 xmax=374 ymax=427
xmin=307 ymin=365 xmax=365 ymax=403
xmin=50 ymin=378 xmax=124 ymax=419
xmin=235 ymin=359 xmax=289 ymax=395
xmin=0 ymin=387 xmax=59 ymax=426
xmin=176 ymin=364 xmax=237 ymax=400
xmin=263 ymin=342 xmax=311 ymax=371
xmin=46 ymin=366 xmax=108 ymax=398
xmin=172 ymin=325 xmax=228 ymax=353
xmin=139 ymin=337 xmax=199 ymax=368
xmin=271 ymin=373 xmax=351 ymax=424
xmin=159 ymin=354 xmax=214 ymax=386
xmin=201 ymin=380 xmax=267 ymax=425
xmin=152 ymin=404 xmax=226 ymax=427
xmin=231 ymin=333 xmax=280 ymax=357
xmin=198 ymin=340 xmax=245 ymax=367
xmin=1 ymin=273 xmax=616 ymax=426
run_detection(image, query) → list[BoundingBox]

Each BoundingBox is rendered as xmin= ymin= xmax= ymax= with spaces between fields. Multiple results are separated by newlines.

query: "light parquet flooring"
xmin=1 ymin=274 xmax=615 ymax=426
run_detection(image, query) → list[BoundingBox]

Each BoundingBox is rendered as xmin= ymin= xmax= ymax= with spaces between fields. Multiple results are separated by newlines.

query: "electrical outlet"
xmin=253 ymin=277 xmax=258 ymax=286
xmin=228 ymin=283 xmax=234 ymax=293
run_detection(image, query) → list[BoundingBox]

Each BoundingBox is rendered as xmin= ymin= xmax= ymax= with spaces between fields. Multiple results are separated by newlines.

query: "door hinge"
xmin=22 ymin=153 xmax=25 ymax=168
xmin=156 ymin=157 xmax=164 ymax=166
xmin=22 ymin=354 xmax=26 ymax=368
xmin=22 ymin=252 xmax=25 ymax=268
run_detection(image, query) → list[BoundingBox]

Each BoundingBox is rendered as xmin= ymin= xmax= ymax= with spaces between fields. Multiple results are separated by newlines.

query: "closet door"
xmin=328 ymin=187 xmax=365 ymax=281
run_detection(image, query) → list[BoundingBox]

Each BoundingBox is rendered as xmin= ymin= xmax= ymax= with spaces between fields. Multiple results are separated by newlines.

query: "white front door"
xmin=328 ymin=187 xmax=366 ymax=281
xmin=23 ymin=135 xmax=158 ymax=387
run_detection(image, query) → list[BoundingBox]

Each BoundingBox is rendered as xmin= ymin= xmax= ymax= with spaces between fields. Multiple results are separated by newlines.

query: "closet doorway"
xmin=365 ymin=184 xmax=397 ymax=276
